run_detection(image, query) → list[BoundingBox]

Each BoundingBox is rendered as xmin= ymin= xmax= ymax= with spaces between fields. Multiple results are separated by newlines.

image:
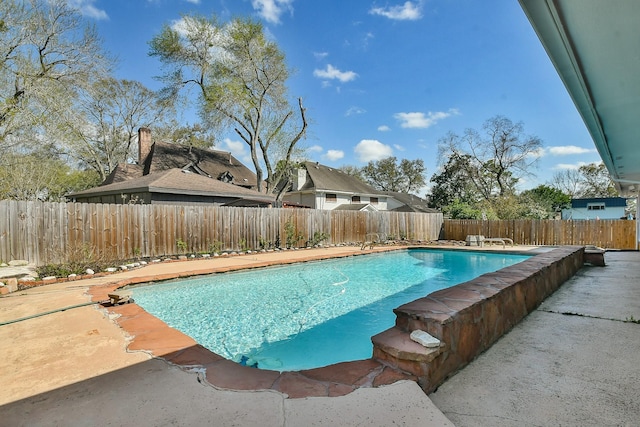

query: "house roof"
xmin=300 ymin=162 xmax=382 ymax=196
xmin=102 ymin=164 xmax=144 ymax=185
xmin=571 ymin=197 xmax=627 ymax=209
xmin=142 ymin=141 xmax=258 ymax=188
xmin=333 ymin=203 xmax=377 ymax=212
xmin=69 ymin=169 xmax=274 ymax=204
xmin=384 ymin=191 xmax=439 ymax=213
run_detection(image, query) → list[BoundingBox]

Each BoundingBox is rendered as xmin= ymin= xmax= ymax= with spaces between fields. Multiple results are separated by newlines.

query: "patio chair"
xmin=482 ymin=237 xmax=514 ymax=248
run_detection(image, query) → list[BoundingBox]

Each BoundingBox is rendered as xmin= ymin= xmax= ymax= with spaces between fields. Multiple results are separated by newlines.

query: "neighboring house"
xmin=283 ymin=162 xmax=388 ymax=210
xmin=68 ymin=128 xmax=274 ymax=207
xmin=561 ymin=197 xmax=628 ymax=220
xmin=383 ymin=191 xmax=439 ymax=213
xmin=333 ymin=203 xmax=378 ymax=212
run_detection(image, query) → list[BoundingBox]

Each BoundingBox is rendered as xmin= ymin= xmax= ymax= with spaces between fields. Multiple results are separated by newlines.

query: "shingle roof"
xmin=384 ymin=191 xmax=439 ymax=213
xmin=101 ymin=164 xmax=144 ymax=185
xmin=570 ymin=197 xmax=627 ymax=208
xmin=70 ymin=169 xmax=274 ymax=203
xmin=143 ymin=141 xmax=257 ymax=188
xmin=333 ymin=203 xmax=374 ymax=211
xmin=301 ymin=162 xmax=382 ymax=195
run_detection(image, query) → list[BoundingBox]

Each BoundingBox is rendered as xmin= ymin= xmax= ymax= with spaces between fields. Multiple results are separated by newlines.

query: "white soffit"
xmin=519 ymin=0 xmax=640 ymax=195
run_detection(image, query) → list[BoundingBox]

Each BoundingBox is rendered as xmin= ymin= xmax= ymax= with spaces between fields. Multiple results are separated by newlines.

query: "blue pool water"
xmin=132 ymin=249 xmax=529 ymax=371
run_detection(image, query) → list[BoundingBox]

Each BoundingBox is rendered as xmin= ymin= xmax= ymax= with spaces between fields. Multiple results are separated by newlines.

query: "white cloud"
xmin=354 ymin=139 xmax=393 ymax=162
xmin=314 ymin=51 xmax=329 ymax=60
xmin=369 ymin=1 xmax=423 ymax=21
xmin=308 ymin=145 xmax=323 ymax=153
xmin=528 ymin=147 xmax=546 ymax=159
xmin=220 ymin=138 xmax=252 ymax=165
xmin=251 ymin=0 xmax=294 ymax=25
xmin=313 ymin=64 xmax=358 ymax=83
xmin=325 ymin=150 xmax=345 ymax=161
xmin=393 ymin=109 xmax=458 ymax=129
xmin=184 ymin=0 xmax=201 ymax=4
xmin=378 ymin=125 xmax=391 ymax=132
xmin=548 ymin=145 xmax=597 ymax=155
xmin=345 ymin=106 xmax=366 ymax=116
xmin=67 ymin=0 xmax=108 ymax=20
xmin=393 ymin=144 xmax=405 ymax=151
xmin=553 ymin=161 xmax=589 ymax=170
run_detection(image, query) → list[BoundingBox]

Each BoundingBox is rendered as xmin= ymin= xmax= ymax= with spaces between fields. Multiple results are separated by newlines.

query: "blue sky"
xmin=76 ymin=0 xmax=602 ymax=192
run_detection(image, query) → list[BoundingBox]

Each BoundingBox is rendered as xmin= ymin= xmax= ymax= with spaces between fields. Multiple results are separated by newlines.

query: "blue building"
xmin=561 ymin=197 xmax=629 ymax=220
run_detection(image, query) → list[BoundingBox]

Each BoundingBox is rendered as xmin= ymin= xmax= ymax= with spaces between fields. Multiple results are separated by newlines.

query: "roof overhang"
xmin=519 ymin=0 xmax=640 ymax=196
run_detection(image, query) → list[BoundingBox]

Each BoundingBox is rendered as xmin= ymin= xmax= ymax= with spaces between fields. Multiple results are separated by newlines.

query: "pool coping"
xmin=87 ymin=244 xmax=565 ymax=399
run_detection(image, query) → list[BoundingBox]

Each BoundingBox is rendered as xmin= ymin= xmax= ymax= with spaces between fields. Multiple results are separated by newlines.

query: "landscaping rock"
xmin=8 ymin=260 xmax=29 ymax=267
xmin=6 ymin=278 xmax=18 ymax=291
xmin=85 ymin=268 xmax=95 ymax=275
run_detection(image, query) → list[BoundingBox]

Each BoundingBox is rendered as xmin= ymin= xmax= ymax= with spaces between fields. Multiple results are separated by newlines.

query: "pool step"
xmin=371 ymin=327 xmax=445 ymax=390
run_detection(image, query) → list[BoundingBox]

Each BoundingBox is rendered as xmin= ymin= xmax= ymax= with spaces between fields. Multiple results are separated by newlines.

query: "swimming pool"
xmin=132 ymin=249 xmax=529 ymax=371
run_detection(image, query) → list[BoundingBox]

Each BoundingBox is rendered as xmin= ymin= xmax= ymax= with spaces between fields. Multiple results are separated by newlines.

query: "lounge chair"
xmin=482 ymin=237 xmax=514 ymax=248
xmin=465 ymin=235 xmax=514 ymax=248
xmin=361 ymin=233 xmax=382 ymax=250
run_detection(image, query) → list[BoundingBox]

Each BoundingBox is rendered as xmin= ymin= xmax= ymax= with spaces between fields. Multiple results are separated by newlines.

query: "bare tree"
xmin=550 ymin=169 xmax=582 ymax=198
xmin=550 ymin=163 xmax=617 ymax=198
xmin=51 ymin=78 xmax=174 ymax=180
xmin=438 ymin=115 xmax=542 ymax=200
xmin=0 ymin=0 xmax=109 ymax=146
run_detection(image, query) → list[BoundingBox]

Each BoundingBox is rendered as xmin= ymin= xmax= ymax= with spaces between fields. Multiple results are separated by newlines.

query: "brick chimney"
xmin=138 ymin=127 xmax=152 ymax=164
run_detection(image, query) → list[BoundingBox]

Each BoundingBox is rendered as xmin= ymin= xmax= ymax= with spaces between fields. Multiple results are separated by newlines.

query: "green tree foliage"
xmin=445 ymin=199 xmax=484 ymax=219
xmin=428 ymin=152 xmax=478 ymax=209
xmin=361 ymin=157 xmax=426 ymax=193
xmin=520 ymin=185 xmax=571 ymax=218
xmin=149 ymin=14 xmax=308 ymax=195
xmin=0 ymin=150 xmax=100 ymax=201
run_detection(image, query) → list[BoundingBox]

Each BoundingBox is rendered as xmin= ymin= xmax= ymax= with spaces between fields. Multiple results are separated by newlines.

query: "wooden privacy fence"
xmin=444 ymin=219 xmax=637 ymax=249
xmin=0 ymin=200 xmax=443 ymax=266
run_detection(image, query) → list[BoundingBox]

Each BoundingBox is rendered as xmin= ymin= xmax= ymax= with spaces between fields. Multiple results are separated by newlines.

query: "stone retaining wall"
xmin=372 ymin=246 xmax=585 ymax=392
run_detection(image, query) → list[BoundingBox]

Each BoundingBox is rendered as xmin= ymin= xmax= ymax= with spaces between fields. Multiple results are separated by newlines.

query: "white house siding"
xmin=314 ymin=192 xmax=388 ymax=210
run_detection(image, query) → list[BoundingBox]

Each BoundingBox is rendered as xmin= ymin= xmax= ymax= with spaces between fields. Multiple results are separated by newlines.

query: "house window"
xmin=325 ymin=193 xmax=337 ymax=203
xmin=351 ymin=196 xmax=361 ymax=203
xmin=587 ymin=203 xmax=605 ymax=211
xmin=370 ymin=197 xmax=379 ymax=204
